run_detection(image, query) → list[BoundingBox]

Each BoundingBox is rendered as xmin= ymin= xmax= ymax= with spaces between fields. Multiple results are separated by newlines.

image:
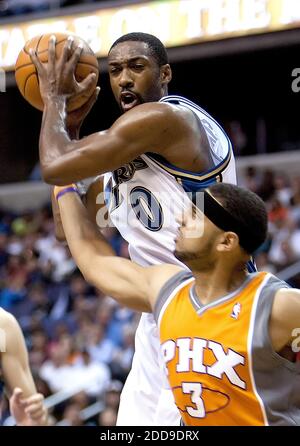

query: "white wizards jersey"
xmin=103 ymin=95 xmax=237 ymax=425
xmin=103 ymin=95 xmax=236 ymax=268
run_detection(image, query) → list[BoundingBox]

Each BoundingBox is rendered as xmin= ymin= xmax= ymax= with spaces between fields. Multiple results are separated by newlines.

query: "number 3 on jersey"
xmin=182 ymin=382 xmax=206 ymax=418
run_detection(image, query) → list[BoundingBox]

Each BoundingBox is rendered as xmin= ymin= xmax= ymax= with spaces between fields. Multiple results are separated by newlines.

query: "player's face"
xmin=108 ymin=41 xmax=165 ymax=113
xmin=175 ymin=206 xmax=220 ymax=269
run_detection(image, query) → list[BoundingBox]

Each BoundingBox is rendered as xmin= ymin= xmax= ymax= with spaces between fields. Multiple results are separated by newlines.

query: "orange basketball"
xmin=15 ymin=32 xmax=99 ymax=111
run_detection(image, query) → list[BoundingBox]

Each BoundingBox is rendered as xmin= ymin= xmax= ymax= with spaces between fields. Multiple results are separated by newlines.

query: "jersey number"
xmin=129 ymin=187 xmax=164 ymax=231
xmin=109 ymin=183 xmax=164 ymax=231
xmin=182 ymin=382 xmax=206 ymax=418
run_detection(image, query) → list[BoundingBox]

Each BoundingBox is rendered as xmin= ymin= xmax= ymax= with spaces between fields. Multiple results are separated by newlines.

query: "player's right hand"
xmin=9 ymin=387 xmax=48 ymax=426
xmin=29 ymin=35 xmax=96 ymax=105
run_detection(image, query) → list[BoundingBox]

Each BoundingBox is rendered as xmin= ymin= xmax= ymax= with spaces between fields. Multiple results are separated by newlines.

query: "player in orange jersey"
xmin=53 ymin=181 xmax=300 ymax=425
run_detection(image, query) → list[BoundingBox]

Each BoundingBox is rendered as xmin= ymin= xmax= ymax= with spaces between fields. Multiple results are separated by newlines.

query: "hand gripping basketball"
xmin=30 ymin=35 xmax=97 ymax=107
xmin=15 ymin=32 xmax=99 ymax=111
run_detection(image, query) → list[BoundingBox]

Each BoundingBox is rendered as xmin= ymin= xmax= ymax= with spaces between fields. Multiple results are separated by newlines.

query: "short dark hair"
xmin=208 ymin=183 xmax=268 ymax=254
xmin=109 ymin=32 xmax=169 ymax=67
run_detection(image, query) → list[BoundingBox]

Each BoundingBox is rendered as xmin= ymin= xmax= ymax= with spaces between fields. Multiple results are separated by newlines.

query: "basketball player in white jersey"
xmin=30 ymin=32 xmax=240 ymax=425
xmin=0 ymin=308 xmax=47 ymax=425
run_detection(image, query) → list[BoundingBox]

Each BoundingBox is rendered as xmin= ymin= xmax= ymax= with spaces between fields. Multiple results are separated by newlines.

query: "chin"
xmin=174 ymin=249 xmax=187 ymax=262
xmin=175 ymin=249 xmax=201 ymax=264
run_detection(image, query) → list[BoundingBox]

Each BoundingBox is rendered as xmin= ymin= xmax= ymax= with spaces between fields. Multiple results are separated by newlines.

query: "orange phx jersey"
xmin=153 ymin=270 xmax=300 ymax=426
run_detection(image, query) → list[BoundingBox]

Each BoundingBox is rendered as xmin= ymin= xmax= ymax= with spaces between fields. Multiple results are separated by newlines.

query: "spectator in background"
xmin=290 ymin=176 xmax=300 ymax=223
xmin=73 ymin=349 xmax=111 ymax=399
xmin=28 ymin=329 xmax=48 ymax=373
xmin=268 ymin=197 xmax=289 ymax=226
xmin=84 ymin=324 xmax=116 ymax=365
xmin=103 ymin=381 xmax=122 ymax=412
xmin=257 ymin=170 xmax=276 ymax=201
xmin=61 ymin=403 xmax=83 ymax=426
xmin=274 ymin=174 xmax=292 ymax=207
xmin=226 ymin=120 xmax=248 ymax=156
xmin=98 ymin=407 xmax=117 ymax=426
xmin=39 ymin=342 xmax=74 ymax=393
xmin=241 ymin=166 xmax=260 ymax=193
xmin=98 ymin=380 xmax=122 ymax=425
xmin=110 ymin=324 xmax=135 ymax=382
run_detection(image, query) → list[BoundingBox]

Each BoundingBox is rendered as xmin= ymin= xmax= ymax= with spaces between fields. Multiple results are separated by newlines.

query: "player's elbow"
xmin=41 ymin=164 xmax=69 ymax=186
xmin=78 ymin=260 xmax=104 ymax=293
xmin=41 ymin=164 xmax=58 ymax=185
xmin=79 ymin=267 xmax=98 ymax=291
xmin=54 ymin=227 xmax=66 ymax=243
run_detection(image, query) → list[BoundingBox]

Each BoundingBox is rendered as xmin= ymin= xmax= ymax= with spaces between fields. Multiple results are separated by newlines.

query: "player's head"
xmin=108 ymin=32 xmax=172 ymax=113
xmin=175 ymin=183 xmax=268 ymax=270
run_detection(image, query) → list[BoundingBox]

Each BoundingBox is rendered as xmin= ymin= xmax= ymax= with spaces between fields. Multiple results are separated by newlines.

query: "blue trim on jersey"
xmin=180 ymin=176 xmax=218 ymax=194
xmin=148 ymin=95 xmax=233 ymax=183
xmin=147 ymin=151 xmax=230 ymax=181
xmin=247 ymin=260 xmax=257 ymax=273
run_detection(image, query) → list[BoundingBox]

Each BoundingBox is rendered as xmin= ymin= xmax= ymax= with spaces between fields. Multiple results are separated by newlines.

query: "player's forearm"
xmin=39 ymin=97 xmax=77 ymax=183
xmin=57 ymin=189 xmax=115 ymax=269
xmin=39 ymin=106 xmax=116 ymax=185
xmin=39 ymin=103 xmax=162 ymax=185
xmin=51 ymin=187 xmax=66 ymax=242
xmin=57 ymin=188 xmax=151 ymax=311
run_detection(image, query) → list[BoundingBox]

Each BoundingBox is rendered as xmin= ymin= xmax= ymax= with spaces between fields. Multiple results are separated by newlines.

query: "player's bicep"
xmin=83 ymin=255 xmax=151 ymax=312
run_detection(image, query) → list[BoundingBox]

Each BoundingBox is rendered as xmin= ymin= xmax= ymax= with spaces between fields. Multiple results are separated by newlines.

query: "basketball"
xmin=15 ymin=32 xmax=99 ymax=112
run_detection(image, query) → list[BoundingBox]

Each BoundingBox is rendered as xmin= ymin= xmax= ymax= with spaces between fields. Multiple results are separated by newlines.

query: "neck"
xmin=162 ymin=87 xmax=168 ymax=98
xmin=191 ymin=261 xmax=248 ymax=306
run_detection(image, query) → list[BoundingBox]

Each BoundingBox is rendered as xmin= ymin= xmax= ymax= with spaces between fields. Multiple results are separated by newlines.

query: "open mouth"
xmin=120 ymin=91 xmax=139 ymax=111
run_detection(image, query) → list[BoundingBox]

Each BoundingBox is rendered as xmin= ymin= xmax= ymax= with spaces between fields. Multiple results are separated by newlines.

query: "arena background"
xmin=0 ymin=0 xmax=300 ymax=426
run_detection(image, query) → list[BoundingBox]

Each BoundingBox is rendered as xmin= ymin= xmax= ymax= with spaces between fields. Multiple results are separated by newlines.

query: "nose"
xmin=119 ymin=68 xmax=134 ymax=89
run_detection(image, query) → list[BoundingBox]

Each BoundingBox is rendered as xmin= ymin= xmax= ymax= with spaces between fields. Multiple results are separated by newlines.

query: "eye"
xmin=132 ymin=64 xmax=144 ymax=71
xmin=110 ymin=67 xmax=121 ymax=75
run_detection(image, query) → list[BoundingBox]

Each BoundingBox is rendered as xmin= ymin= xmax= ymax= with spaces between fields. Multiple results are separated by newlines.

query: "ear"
xmin=160 ymin=64 xmax=172 ymax=86
xmin=216 ymin=232 xmax=239 ymax=253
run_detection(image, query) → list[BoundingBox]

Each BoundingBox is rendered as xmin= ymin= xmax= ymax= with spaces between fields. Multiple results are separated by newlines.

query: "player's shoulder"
xmin=126 ymin=100 xmax=191 ymax=124
xmin=274 ymin=287 xmax=300 ymax=308
xmin=270 ymin=284 xmax=300 ymax=326
xmin=145 ymin=264 xmax=190 ymax=308
xmin=147 ymin=263 xmax=184 ymax=278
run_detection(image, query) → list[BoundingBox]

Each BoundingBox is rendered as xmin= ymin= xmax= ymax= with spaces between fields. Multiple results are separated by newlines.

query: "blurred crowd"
xmin=0 ymin=206 xmax=138 ymax=425
xmin=240 ymin=168 xmax=300 ymax=287
xmin=0 ymin=168 xmax=300 ymax=425
xmin=0 ymin=0 xmax=110 ymax=17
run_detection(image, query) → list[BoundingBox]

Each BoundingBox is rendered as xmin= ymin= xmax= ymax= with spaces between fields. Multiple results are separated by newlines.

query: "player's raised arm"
xmin=55 ymin=185 xmax=182 ymax=311
xmin=40 ymin=101 xmax=188 ymax=185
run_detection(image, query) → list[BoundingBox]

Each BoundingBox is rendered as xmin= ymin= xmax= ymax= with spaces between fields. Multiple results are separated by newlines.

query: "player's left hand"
xmin=9 ymin=388 xmax=48 ymax=426
xmin=29 ymin=34 xmax=96 ymax=104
